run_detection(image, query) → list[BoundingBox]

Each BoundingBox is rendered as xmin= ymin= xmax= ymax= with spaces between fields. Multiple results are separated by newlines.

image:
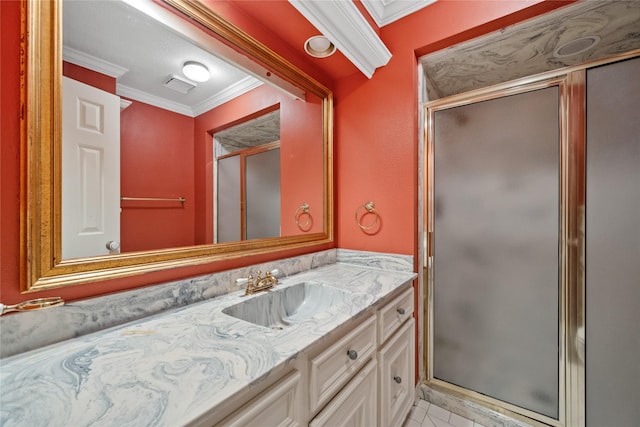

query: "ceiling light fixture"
xmin=182 ymin=61 xmax=210 ymax=82
xmin=553 ymin=35 xmax=601 ymax=58
xmin=304 ymin=36 xmax=336 ymax=58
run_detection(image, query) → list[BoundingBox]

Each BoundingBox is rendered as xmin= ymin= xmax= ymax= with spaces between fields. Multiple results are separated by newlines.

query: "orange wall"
xmin=335 ymin=0 xmax=574 ymax=384
xmin=1 ymin=0 xmax=23 ymax=302
xmin=0 ymin=0 xmax=571 ymax=304
xmin=335 ymin=0 xmax=573 ymax=258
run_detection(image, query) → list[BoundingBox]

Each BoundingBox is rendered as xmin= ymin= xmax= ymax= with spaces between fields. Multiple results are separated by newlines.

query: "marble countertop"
xmin=0 ymin=261 xmax=415 ymax=427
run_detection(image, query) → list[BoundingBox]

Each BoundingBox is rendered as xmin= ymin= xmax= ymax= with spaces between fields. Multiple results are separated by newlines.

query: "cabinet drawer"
xmin=379 ymin=318 xmax=415 ymax=427
xmin=310 ymin=359 xmax=377 ymax=427
xmin=309 ymin=315 xmax=377 ymax=413
xmin=217 ymin=370 xmax=302 ymax=427
xmin=378 ymin=286 xmax=414 ymax=345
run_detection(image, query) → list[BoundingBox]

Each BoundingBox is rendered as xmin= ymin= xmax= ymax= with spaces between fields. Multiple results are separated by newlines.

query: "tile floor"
xmin=403 ymin=399 xmax=485 ymax=427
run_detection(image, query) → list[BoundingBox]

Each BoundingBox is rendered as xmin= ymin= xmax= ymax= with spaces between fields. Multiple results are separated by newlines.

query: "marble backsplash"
xmin=0 ymin=249 xmax=413 ymax=358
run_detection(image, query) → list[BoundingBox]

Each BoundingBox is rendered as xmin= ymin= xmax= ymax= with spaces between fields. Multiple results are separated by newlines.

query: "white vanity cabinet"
xmin=216 ymin=370 xmax=303 ymax=427
xmin=377 ymin=287 xmax=415 ymax=427
xmin=309 ymin=359 xmax=378 ymax=427
xmin=310 ymin=284 xmax=416 ymax=427
xmin=214 ymin=283 xmax=415 ymax=427
xmin=379 ymin=318 xmax=415 ymax=427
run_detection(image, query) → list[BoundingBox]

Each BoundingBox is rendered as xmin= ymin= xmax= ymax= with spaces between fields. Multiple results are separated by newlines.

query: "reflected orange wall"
xmin=119 ymin=101 xmax=195 ymax=252
xmin=0 ymin=0 xmax=571 ymax=303
xmin=193 ymin=84 xmax=323 ymax=244
xmin=64 ymin=62 xmax=115 ymax=93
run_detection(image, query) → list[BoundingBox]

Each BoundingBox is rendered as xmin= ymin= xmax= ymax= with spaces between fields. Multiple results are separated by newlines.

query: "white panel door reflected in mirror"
xmin=62 ymin=76 xmax=121 ymax=259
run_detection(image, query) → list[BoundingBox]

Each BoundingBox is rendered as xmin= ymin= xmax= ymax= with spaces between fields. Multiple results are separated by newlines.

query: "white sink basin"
xmin=222 ymin=282 xmax=352 ymax=330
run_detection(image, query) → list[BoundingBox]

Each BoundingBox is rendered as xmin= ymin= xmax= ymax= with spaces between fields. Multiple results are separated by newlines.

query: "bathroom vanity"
xmin=0 ymin=250 xmax=416 ymax=427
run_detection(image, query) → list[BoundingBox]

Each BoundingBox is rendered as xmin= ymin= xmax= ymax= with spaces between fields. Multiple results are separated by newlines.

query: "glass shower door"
xmin=430 ymin=86 xmax=560 ymax=419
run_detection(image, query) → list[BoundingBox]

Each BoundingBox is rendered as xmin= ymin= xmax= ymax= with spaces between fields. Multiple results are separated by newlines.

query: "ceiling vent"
xmin=164 ymin=74 xmax=196 ymax=94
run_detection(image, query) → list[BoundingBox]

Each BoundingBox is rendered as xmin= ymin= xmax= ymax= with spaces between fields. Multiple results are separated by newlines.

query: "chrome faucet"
xmin=237 ymin=269 xmax=280 ymax=295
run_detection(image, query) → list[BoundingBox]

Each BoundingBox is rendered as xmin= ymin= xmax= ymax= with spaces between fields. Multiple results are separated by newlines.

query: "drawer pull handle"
xmin=397 ymin=308 xmax=406 ymax=315
xmin=394 ymin=376 xmax=402 ymax=384
xmin=347 ymin=350 xmax=358 ymax=360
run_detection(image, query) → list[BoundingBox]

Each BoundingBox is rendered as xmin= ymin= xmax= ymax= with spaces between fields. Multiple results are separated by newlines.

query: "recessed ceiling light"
xmin=304 ymin=36 xmax=336 ymax=58
xmin=182 ymin=61 xmax=210 ymax=82
xmin=553 ymin=35 xmax=601 ymax=58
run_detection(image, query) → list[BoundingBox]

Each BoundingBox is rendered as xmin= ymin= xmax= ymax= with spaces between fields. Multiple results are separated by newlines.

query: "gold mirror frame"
xmin=20 ymin=0 xmax=333 ymax=292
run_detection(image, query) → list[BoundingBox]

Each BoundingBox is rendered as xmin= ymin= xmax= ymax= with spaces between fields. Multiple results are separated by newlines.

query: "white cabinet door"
xmin=217 ymin=371 xmax=302 ymax=427
xmin=379 ymin=318 xmax=415 ymax=427
xmin=310 ymin=359 xmax=377 ymax=427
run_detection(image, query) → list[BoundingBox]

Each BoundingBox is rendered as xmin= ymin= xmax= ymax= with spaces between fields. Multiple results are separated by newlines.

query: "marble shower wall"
xmin=422 ymin=1 xmax=640 ymax=100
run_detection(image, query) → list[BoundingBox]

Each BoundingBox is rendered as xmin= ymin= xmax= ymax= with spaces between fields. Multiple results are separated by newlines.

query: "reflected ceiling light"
xmin=182 ymin=61 xmax=210 ymax=82
xmin=553 ymin=35 xmax=601 ymax=58
xmin=304 ymin=35 xmax=336 ymax=58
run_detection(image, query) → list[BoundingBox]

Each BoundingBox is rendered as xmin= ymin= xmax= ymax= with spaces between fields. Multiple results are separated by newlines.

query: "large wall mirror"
xmin=21 ymin=0 xmax=333 ymax=291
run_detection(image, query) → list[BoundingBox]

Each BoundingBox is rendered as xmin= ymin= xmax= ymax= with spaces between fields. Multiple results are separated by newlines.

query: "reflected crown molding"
xmin=191 ymin=77 xmax=262 ymax=116
xmin=116 ymin=77 xmax=262 ymax=117
xmin=63 ymin=46 xmax=129 ymax=78
xmin=64 ymin=45 xmax=264 ymax=118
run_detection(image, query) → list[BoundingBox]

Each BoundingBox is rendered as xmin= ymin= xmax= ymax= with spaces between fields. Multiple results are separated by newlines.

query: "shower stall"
xmin=422 ymin=53 xmax=640 ymax=426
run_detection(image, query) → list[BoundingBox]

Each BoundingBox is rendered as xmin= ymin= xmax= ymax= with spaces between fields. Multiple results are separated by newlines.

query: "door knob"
xmin=106 ymin=241 xmax=120 ymax=254
xmin=394 ymin=376 xmax=402 ymax=384
xmin=347 ymin=349 xmax=358 ymax=360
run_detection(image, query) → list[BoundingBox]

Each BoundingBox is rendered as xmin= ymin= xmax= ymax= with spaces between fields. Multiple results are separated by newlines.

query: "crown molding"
xmin=62 ymin=46 xmax=129 ymax=78
xmin=289 ymin=0 xmax=392 ymax=78
xmin=361 ymin=0 xmax=437 ymax=27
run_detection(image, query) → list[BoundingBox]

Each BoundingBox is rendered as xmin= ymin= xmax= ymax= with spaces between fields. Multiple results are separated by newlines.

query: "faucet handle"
xmin=235 ymin=274 xmax=254 ymax=287
xmin=236 ymin=269 xmax=280 ymax=288
xmin=270 ymin=269 xmax=282 ymax=278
